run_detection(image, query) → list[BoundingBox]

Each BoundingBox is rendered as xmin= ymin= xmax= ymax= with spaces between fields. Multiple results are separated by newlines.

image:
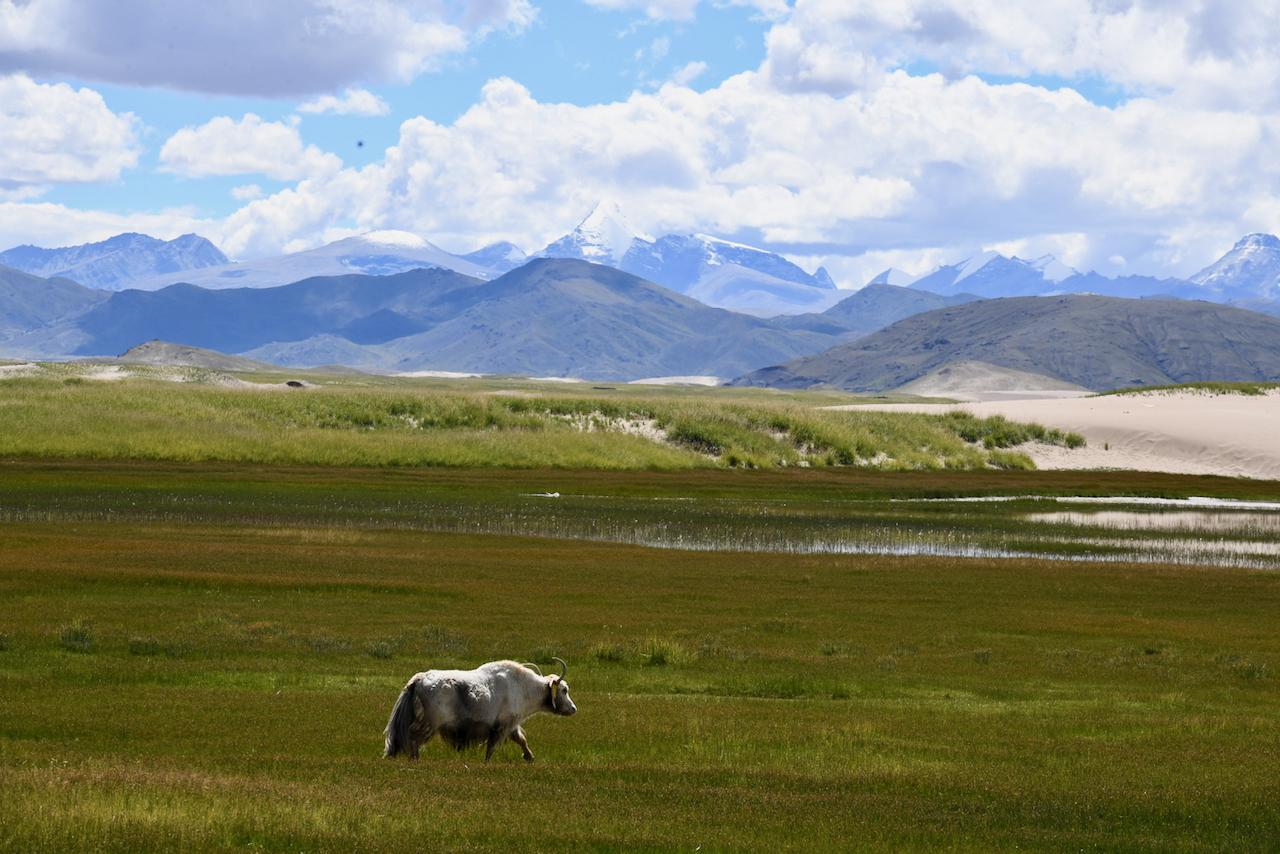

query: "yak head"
xmin=548 ymin=657 xmax=577 ymax=716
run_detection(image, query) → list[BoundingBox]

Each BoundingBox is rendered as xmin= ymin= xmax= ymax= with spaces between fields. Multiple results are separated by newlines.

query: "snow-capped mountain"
xmin=1191 ymin=233 xmax=1280 ymax=303
xmin=462 ymin=241 xmax=528 ymax=274
xmin=866 ymin=268 xmax=913 ymax=286
xmin=536 ymin=201 xmax=652 ymax=267
xmin=537 ymin=203 xmax=840 ymax=315
xmin=127 ymin=230 xmax=496 ymax=291
xmin=909 ymin=252 xmax=1081 ymax=297
xmin=0 ymin=232 xmax=228 ymax=291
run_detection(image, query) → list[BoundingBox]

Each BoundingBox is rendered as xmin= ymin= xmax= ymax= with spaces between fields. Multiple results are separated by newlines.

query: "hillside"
xmin=733 ymin=295 xmax=1280 ymax=392
xmin=258 ymin=259 xmax=843 ymax=378
xmin=2 ymin=258 xmax=845 ymax=380
xmin=778 ymin=283 xmax=979 ymax=338
xmin=116 ymin=340 xmax=283 ymax=372
xmin=0 ymin=264 xmax=107 ymax=340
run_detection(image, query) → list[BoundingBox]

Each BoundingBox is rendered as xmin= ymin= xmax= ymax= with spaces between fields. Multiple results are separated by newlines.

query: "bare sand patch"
xmin=628 ymin=376 xmax=722 ymax=387
xmin=82 ymin=366 xmax=129 ymax=382
xmin=897 ymin=360 xmax=1089 ymax=402
xmin=0 ymin=363 xmax=39 ymax=378
xmin=832 ymin=390 xmax=1280 ymax=479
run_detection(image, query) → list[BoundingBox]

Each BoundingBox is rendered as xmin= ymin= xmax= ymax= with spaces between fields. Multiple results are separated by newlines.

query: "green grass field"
xmin=1 ymin=461 xmax=1278 ymax=851
xmin=0 ymin=368 xmax=1084 ymax=471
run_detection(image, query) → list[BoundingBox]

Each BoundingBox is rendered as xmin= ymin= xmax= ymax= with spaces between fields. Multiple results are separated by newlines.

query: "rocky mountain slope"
xmin=733 ymin=295 xmax=1280 ymax=392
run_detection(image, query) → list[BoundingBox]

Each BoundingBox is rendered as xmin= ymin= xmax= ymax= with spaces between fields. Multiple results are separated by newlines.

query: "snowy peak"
xmin=463 ymin=241 xmax=528 ymax=274
xmin=953 ymin=250 xmax=1003 ymax=283
xmin=353 ymin=230 xmax=431 ymax=250
xmin=1233 ymin=233 xmax=1280 ymax=251
xmin=1191 ymin=232 xmax=1280 ymax=301
xmin=539 ymin=200 xmax=651 ymax=266
xmin=867 ymin=268 xmax=912 ymax=287
xmin=908 ymin=251 xmax=1079 ymax=297
xmin=1027 ymin=254 xmax=1077 ymax=283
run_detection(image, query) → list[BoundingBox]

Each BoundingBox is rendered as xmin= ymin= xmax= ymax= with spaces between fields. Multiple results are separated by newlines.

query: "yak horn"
xmin=552 ymin=656 xmax=568 ymax=678
xmin=522 ymin=662 xmax=543 ymax=676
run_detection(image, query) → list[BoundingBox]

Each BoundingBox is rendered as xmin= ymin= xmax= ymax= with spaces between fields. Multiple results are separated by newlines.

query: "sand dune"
xmin=833 ymin=390 xmax=1280 ymax=480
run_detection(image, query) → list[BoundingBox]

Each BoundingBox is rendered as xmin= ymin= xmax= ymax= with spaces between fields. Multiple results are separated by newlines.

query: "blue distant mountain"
xmin=0 ymin=233 xmax=227 ymax=291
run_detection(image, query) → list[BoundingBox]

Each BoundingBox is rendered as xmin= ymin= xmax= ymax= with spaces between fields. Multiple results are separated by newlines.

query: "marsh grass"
xmin=0 ymin=375 xmax=1079 ymax=471
xmin=1 ymin=468 xmax=1279 ymax=849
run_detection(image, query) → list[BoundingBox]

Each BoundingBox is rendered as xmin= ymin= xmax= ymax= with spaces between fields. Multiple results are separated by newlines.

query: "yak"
xmin=384 ymin=658 xmax=576 ymax=762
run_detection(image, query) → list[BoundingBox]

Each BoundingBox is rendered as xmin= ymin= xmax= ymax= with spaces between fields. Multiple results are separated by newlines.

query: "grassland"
xmin=0 ymin=461 xmax=1278 ymax=850
xmin=1099 ymin=380 xmax=1280 ymax=396
xmin=0 ymin=368 xmax=1083 ymax=470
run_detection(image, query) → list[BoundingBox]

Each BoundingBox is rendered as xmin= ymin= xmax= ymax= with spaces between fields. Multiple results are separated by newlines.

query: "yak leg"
xmin=484 ymin=725 xmax=504 ymax=761
xmin=511 ymin=726 xmax=535 ymax=763
xmin=409 ymin=722 xmax=433 ymax=760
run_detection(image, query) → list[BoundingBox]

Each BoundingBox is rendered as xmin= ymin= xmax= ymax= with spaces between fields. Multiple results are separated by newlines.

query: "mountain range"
xmin=734 ymin=295 xmax=1280 ymax=392
xmin=0 ymin=259 xmax=860 ymax=380
xmin=535 ymin=201 xmax=841 ymax=315
xmin=4 ymin=209 xmax=1280 ymax=318
xmin=0 ymin=233 xmax=227 ymax=291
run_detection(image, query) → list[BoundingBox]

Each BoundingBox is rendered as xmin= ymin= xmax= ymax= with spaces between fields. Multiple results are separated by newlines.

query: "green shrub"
xmin=365 ymin=640 xmax=396 ymax=660
xmin=59 ymin=621 xmax=95 ymax=653
xmin=589 ymin=642 xmax=628 ymax=663
xmin=640 ymin=637 xmax=693 ymax=667
xmin=128 ymin=636 xmax=165 ymax=656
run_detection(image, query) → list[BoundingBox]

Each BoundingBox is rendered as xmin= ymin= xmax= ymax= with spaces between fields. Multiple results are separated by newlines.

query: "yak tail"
xmin=384 ymin=678 xmax=417 ymax=758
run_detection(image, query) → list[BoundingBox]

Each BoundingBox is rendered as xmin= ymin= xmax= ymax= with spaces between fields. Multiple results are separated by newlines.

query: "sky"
xmin=1 ymin=0 xmax=1278 ymax=287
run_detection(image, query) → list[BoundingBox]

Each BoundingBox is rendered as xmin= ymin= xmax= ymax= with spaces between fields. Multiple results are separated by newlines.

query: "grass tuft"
xmin=589 ymin=641 xmax=628 ymax=663
xmin=58 ymin=620 xmax=95 ymax=653
xmin=640 ymin=637 xmax=694 ymax=667
xmin=127 ymin=636 xmax=166 ymax=656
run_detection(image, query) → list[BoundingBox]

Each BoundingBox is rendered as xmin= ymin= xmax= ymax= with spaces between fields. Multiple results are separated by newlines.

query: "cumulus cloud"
xmin=0 ymin=200 xmax=210 ymax=253
xmin=298 ymin=88 xmax=392 ymax=117
xmin=762 ymin=0 xmax=1280 ymax=110
xmin=204 ymin=64 xmax=1280 ymax=279
xmin=0 ymin=0 xmax=537 ymax=96
xmin=6 ymin=0 xmax=1280 ymax=284
xmin=0 ymin=74 xmax=138 ymax=194
xmin=159 ymin=114 xmax=342 ymax=181
xmin=231 ymin=184 xmax=265 ymax=202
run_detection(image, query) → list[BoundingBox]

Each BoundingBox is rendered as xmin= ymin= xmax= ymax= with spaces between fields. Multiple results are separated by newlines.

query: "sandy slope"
xmin=832 ymin=390 xmax=1280 ymax=480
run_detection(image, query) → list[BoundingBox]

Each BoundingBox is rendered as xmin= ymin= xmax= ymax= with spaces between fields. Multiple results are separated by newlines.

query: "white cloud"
xmin=0 ymin=74 xmax=137 ymax=194
xmin=6 ymin=0 xmax=1280 ymax=285
xmin=204 ymin=64 xmax=1280 ymax=279
xmin=298 ymin=88 xmax=391 ymax=117
xmin=0 ymin=200 xmax=210 ymax=253
xmin=669 ymin=61 xmax=708 ymax=86
xmin=0 ymin=0 xmax=537 ymax=96
xmin=159 ymin=114 xmax=342 ymax=181
xmin=583 ymin=0 xmax=788 ymax=21
xmin=762 ymin=0 xmax=1280 ymax=110
xmin=231 ymin=184 xmax=265 ymax=202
